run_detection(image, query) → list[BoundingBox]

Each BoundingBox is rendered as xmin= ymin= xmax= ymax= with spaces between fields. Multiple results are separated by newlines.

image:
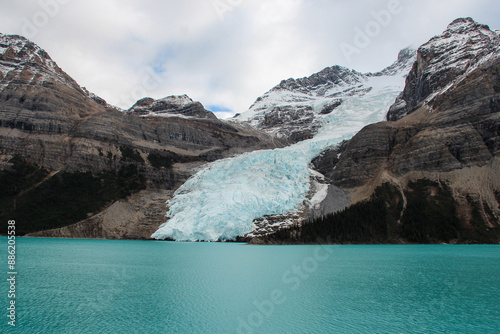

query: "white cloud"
xmin=0 ymin=0 xmax=499 ymax=116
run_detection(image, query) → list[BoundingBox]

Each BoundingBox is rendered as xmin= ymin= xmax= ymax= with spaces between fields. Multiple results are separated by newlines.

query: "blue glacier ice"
xmin=152 ymin=76 xmax=406 ymax=241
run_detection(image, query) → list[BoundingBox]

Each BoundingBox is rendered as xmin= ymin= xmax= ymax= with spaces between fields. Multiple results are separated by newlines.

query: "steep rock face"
xmin=0 ymin=33 xmax=276 ymax=237
xmin=0 ymin=34 xmax=105 ymax=134
xmin=0 ymin=33 xmax=273 ymax=177
xmin=332 ymin=24 xmax=500 ymax=188
xmin=387 ymin=17 xmax=500 ymax=121
xmin=314 ymin=19 xmax=500 ymax=236
xmin=234 ymin=48 xmax=416 ymax=142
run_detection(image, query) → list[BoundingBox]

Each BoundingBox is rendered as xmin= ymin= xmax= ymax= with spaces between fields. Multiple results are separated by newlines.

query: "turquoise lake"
xmin=1 ymin=238 xmax=499 ymax=333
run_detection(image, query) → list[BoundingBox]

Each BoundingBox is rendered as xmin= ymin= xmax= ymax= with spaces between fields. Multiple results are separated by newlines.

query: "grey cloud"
xmin=0 ymin=0 xmax=498 ymax=115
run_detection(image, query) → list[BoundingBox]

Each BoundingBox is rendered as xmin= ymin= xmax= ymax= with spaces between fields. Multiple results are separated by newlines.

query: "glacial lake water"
xmin=1 ymin=238 xmax=499 ymax=333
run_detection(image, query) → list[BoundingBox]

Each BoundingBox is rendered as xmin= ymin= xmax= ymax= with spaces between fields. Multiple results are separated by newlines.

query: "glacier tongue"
xmin=151 ymin=76 xmax=407 ymax=241
xmin=153 ymin=148 xmax=312 ymax=241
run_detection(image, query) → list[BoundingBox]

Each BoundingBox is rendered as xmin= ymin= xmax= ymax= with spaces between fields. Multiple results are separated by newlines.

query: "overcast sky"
xmin=1 ymin=0 xmax=499 ymax=117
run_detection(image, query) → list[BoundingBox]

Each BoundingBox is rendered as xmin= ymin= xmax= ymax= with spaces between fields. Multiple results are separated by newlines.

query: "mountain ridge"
xmin=1 ymin=17 xmax=498 ymax=243
xmin=233 ymin=47 xmax=416 ymax=143
xmin=0 ymin=32 xmax=278 ymax=238
xmin=269 ymin=17 xmax=500 ymax=244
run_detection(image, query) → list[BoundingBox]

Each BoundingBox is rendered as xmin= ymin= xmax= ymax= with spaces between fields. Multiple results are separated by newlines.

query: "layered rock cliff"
xmin=0 ymin=33 xmax=277 ymax=238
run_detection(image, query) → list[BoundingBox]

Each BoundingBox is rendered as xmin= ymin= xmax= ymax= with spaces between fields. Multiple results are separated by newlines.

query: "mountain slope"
xmin=0 ymin=33 xmax=276 ymax=238
xmin=387 ymin=17 xmax=500 ymax=121
xmin=285 ymin=17 xmax=500 ymax=244
xmin=3 ymin=17 xmax=498 ymax=243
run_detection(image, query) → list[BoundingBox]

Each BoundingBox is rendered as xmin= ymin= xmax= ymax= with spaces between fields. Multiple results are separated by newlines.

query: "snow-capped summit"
xmin=388 ymin=17 xmax=500 ymax=120
xmin=270 ymin=66 xmax=366 ymax=95
xmin=424 ymin=17 xmax=499 ymax=76
xmin=233 ymin=48 xmax=416 ymax=142
xmin=154 ymin=94 xmax=195 ymax=107
xmin=126 ymin=94 xmax=217 ymax=119
xmin=0 ymin=33 xmax=49 ymax=62
xmin=0 ymin=33 xmax=81 ymax=91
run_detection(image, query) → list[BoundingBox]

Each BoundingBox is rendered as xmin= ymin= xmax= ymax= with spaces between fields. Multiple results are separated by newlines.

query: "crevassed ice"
xmin=151 ymin=76 xmax=405 ymax=241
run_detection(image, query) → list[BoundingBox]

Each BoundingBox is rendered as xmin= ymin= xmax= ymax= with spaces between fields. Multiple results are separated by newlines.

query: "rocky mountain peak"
xmin=396 ymin=47 xmax=416 ymax=63
xmin=387 ymin=17 xmax=499 ymax=121
xmin=127 ymin=94 xmax=217 ymax=120
xmin=0 ymin=33 xmax=109 ymax=124
xmin=271 ymin=65 xmax=366 ymax=95
xmin=0 ymin=33 xmax=50 ymax=62
xmin=154 ymin=94 xmax=194 ymax=108
xmin=235 ymin=48 xmax=414 ymax=142
xmin=0 ymin=33 xmax=79 ymax=90
xmin=130 ymin=97 xmax=155 ymax=109
xmin=446 ymin=17 xmax=488 ymax=33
